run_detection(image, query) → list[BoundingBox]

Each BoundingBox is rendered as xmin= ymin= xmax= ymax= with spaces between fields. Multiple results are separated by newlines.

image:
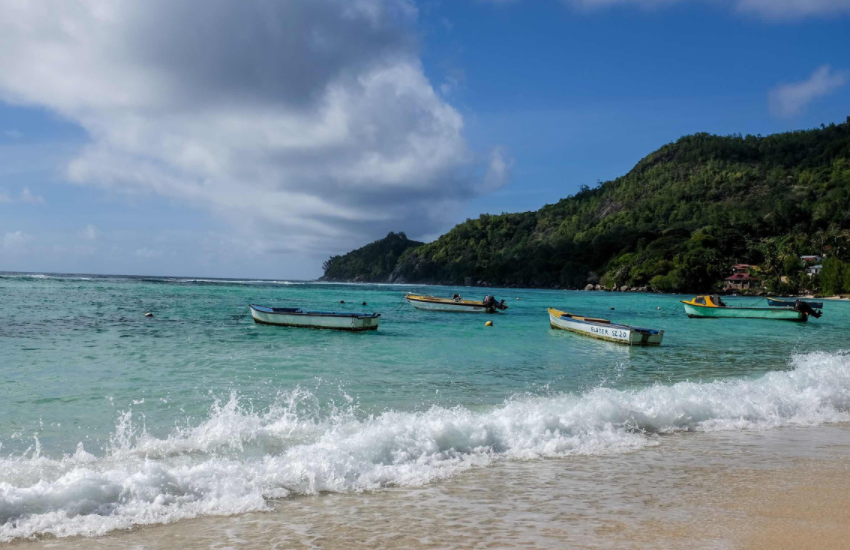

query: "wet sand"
xmin=13 ymin=425 xmax=850 ymax=550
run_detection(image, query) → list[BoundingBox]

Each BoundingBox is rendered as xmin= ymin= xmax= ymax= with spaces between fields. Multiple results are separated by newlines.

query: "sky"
xmin=0 ymin=0 xmax=848 ymax=279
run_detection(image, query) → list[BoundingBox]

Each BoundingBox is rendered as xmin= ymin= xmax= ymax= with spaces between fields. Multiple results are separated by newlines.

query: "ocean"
xmin=1 ymin=272 xmax=849 ymax=544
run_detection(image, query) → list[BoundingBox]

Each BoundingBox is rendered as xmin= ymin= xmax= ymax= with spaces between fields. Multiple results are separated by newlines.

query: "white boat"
xmin=548 ymin=308 xmax=664 ymax=346
xmin=405 ymin=294 xmax=508 ymax=313
xmin=250 ymin=305 xmax=380 ymax=331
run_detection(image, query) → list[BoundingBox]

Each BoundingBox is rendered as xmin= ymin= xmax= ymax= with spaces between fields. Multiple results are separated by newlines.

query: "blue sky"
xmin=1 ymin=0 xmax=848 ymax=278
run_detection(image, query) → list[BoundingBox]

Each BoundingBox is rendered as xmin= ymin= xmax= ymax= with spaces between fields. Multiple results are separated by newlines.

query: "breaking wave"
xmin=2 ymin=351 xmax=849 ymax=541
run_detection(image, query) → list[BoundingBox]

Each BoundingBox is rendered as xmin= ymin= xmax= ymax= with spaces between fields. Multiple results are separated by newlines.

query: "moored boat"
xmin=548 ymin=307 xmax=664 ymax=346
xmin=682 ymin=295 xmax=821 ymax=322
xmin=250 ymin=305 xmax=380 ymax=331
xmin=405 ymin=294 xmax=508 ymax=313
xmin=767 ymin=297 xmax=824 ymax=309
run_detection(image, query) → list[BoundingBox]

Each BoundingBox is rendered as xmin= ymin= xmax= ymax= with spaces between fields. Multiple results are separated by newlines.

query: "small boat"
xmin=681 ymin=295 xmax=821 ymax=322
xmin=767 ymin=297 xmax=824 ymax=309
xmin=250 ymin=305 xmax=380 ymax=331
xmin=548 ymin=308 xmax=664 ymax=346
xmin=405 ymin=294 xmax=508 ymax=313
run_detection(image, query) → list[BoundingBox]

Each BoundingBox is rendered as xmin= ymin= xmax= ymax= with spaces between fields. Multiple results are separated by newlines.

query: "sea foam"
xmin=1 ymin=351 xmax=849 ymax=541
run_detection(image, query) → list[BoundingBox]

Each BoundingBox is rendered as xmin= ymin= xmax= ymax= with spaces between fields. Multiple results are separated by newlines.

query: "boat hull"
xmin=683 ymin=303 xmax=806 ymax=322
xmin=405 ymin=296 xmax=495 ymax=313
xmin=767 ymin=297 xmax=824 ymax=309
xmin=250 ymin=306 xmax=380 ymax=331
xmin=548 ymin=308 xmax=663 ymax=346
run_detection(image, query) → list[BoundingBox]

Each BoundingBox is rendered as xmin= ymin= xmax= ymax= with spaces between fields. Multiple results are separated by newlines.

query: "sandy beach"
xmin=11 ymin=424 xmax=850 ymax=550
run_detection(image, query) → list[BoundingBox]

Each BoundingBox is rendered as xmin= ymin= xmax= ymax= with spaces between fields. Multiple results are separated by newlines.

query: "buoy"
xmin=657 ymin=307 xmax=661 ymax=310
xmin=516 ymin=297 xmax=520 ymax=300
xmin=144 ymin=312 xmax=153 ymax=317
xmin=485 ymin=320 xmax=493 ymax=327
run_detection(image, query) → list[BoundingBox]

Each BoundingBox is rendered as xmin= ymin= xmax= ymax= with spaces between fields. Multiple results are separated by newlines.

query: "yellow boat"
xmin=405 ymin=294 xmax=507 ymax=313
xmin=682 ymin=295 xmax=820 ymax=322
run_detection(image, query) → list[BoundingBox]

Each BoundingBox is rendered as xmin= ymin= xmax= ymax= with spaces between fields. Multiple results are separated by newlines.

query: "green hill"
xmin=324 ymin=118 xmax=850 ymax=294
xmin=321 ymin=232 xmax=424 ymax=282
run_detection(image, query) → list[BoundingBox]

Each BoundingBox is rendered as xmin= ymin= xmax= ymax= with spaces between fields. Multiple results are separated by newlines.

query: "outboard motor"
xmin=483 ymin=295 xmax=508 ymax=311
xmin=795 ymin=299 xmax=822 ymax=319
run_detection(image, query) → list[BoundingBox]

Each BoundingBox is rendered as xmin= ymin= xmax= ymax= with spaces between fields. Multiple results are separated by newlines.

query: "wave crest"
xmin=2 ymin=351 xmax=849 ymax=541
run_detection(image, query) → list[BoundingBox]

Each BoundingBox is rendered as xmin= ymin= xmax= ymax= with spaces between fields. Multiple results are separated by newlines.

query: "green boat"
xmin=682 ymin=295 xmax=821 ymax=322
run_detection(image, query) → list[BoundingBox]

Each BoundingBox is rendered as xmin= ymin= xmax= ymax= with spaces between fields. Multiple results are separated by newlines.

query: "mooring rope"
xmin=233 ymin=306 xmax=250 ymax=322
xmin=389 ymin=294 xmax=409 ymax=312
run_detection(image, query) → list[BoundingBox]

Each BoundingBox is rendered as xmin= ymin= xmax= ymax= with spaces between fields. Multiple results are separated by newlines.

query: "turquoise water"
xmin=2 ymin=272 xmax=850 ymax=541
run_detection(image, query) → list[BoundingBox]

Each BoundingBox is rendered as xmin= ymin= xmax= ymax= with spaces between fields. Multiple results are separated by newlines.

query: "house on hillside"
xmin=725 ymin=264 xmax=758 ymax=290
xmin=801 ymin=255 xmax=823 ymax=277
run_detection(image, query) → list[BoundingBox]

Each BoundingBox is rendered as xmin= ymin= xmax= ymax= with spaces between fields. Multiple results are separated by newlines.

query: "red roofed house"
xmin=725 ymin=264 xmax=758 ymax=290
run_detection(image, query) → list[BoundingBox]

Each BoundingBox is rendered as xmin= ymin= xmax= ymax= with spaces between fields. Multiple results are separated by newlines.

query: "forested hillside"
xmin=321 ymin=232 xmax=423 ymax=282
xmin=324 ymin=118 xmax=850 ymax=293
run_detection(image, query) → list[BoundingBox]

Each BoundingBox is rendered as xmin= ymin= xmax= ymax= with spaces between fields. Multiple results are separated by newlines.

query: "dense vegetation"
xmin=820 ymin=256 xmax=850 ymax=296
xmin=323 ymin=118 xmax=850 ymax=294
xmin=321 ymin=232 xmax=423 ymax=282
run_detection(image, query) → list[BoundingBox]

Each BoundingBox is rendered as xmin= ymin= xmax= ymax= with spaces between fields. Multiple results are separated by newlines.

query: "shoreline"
xmin=12 ymin=424 xmax=850 ymax=550
xmin=7 ymin=271 xmax=849 ymax=302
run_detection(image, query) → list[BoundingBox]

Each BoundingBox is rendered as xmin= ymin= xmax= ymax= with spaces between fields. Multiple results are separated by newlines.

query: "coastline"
xmin=12 ymin=424 xmax=850 ymax=550
xmin=814 ymin=295 xmax=850 ymax=301
xmin=320 ymin=279 xmax=850 ymax=304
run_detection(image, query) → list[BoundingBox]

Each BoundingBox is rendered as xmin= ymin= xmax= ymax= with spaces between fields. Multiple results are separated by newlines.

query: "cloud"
xmin=20 ymin=186 xmax=45 ymax=204
xmin=134 ymin=248 xmax=163 ymax=259
xmin=566 ymin=0 xmax=678 ymax=8
xmin=483 ymin=0 xmax=850 ymax=19
xmin=769 ymin=65 xmax=848 ymax=118
xmin=3 ymin=129 xmax=23 ymax=139
xmin=0 ymin=0 xmax=504 ymax=256
xmin=482 ymin=147 xmax=513 ymax=193
xmin=0 ymin=187 xmax=46 ymax=204
xmin=80 ymin=224 xmax=99 ymax=241
xmin=3 ymin=230 xmax=34 ymax=251
xmin=736 ymin=0 xmax=850 ymax=19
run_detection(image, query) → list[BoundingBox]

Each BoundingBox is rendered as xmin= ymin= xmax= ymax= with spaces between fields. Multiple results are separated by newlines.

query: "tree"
xmin=820 ymin=257 xmax=846 ymax=295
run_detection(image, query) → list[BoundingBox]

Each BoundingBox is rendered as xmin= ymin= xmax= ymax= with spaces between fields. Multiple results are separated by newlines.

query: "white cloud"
xmin=80 ymin=224 xmax=99 ymax=241
xmin=567 ymin=0 xmax=679 ymax=8
xmin=0 ymin=190 xmax=11 ymax=203
xmin=737 ymin=0 xmax=850 ymax=19
xmin=20 ymin=187 xmax=45 ymax=204
xmin=134 ymin=248 xmax=163 ymax=259
xmin=3 ymin=129 xmax=23 ymax=139
xmin=485 ymin=0 xmax=850 ymax=19
xmin=769 ymin=65 xmax=848 ymax=118
xmin=482 ymin=147 xmax=513 ymax=193
xmin=0 ymin=0 xmax=503 ymax=256
xmin=3 ymin=230 xmax=34 ymax=251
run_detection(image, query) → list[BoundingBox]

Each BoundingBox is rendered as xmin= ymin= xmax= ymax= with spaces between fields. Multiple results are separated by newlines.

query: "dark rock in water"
xmin=339 ymin=300 xmax=345 ymax=304
xmin=362 ymin=302 xmax=367 ymax=305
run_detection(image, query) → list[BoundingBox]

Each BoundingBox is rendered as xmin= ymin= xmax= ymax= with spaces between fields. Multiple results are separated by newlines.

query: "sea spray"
xmin=1 ymin=351 xmax=849 ymax=541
